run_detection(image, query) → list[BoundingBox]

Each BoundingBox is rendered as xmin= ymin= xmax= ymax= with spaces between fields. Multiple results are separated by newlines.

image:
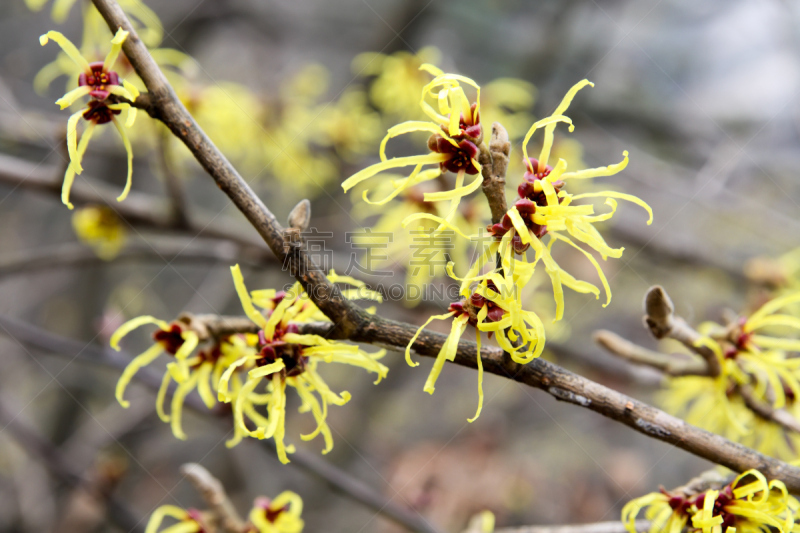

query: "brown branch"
xmin=158 ymin=127 xmax=190 ymax=228
xmin=643 ymin=286 xmax=721 ymax=377
xmin=86 ymin=0 xmax=800 ymax=495
xmin=738 ymin=384 xmax=800 ymax=434
xmin=0 ymin=241 xmax=260 ymax=277
xmin=478 ymin=122 xmax=511 ymax=224
xmin=181 ymin=463 xmax=246 ymax=533
xmin=593 ymin=329 xmax=709 ymax=377
xmin=92 ymin=0 xmax=365 ymax=338
xmin=0 ymin=152 xmax=272 ymax=255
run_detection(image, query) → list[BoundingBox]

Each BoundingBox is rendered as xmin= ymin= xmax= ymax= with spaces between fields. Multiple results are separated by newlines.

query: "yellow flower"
xmin=71 ymin=205 xmax=127 ymax=260
xmin=659 ymin=292 xmax=800 ymax=457
xmin=249 ymin=491 xmax=304 ymax=533
xmin=110 ymin=316 xmax=234 ymax=440
xmin=481 ymin=80 xmax=652 ymax=320
xmin=353 ymin=47 xmax=442 ymax=120
xmin=342 ymin=65 xmax=484 ymax=233
xmin=623 ymin=470 xmax=798 ymax=533
xmin=145 ymin=505 xmax=205 ymax=533
xmin=26 ymin=0 xmax=163 ymax=43
xmin=40 ymin=29 xmax=140 ymax=209
xmin=405 ymin=274 xmax=545 ymax=422
xmin=222 ymin=265 xmax=387 ymax=462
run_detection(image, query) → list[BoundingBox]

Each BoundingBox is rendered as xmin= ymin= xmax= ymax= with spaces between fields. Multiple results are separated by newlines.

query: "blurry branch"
xmin=479 ymin=122 xmax=511 ymax=224
xmin=737 ymin=384 xmax=800 ymax=434
xmin=181 ymin=463 xmax=246 ymax=533
xmin=643 ymin=286 xmax=721 ymax=377
xmin=493 ymin=522 xmax=648 ymax=533
xmin=593 ymin=329 xmax=708 ymax=376
xmin=0 ymin=241 xmax=260 ymax=277
xmin=89 ymin=0 xmax=800 ymax=495
xmin=0 ymin=153 xmax=273 ymax=258
xmin=0 ymin=315 xmax=440 ymax=533
xmin=0 ymin=397 xmax=144 ymax=533
xmin=159 ymin=127 xmax=190 ymax=228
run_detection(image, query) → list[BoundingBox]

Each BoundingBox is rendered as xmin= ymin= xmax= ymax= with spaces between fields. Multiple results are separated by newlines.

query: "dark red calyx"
xmin=257 ymin=326 xmax=307 ymax=378
xmin=153 ymin=323 xmax=185 ymax=355
xmin=186 ymin=509 xmax=207 ymax=532
xmin=82 ymin=100 xmax=120 ymax=124
xmin=430 ymin=136 xmax=480 ymax=175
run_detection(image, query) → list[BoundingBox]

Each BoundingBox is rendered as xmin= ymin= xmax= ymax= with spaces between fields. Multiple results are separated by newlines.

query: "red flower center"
xmin=153 ymin=324 xmax=185 ymax=355
xmin=79 ymin=62 xmax=120 ymax=100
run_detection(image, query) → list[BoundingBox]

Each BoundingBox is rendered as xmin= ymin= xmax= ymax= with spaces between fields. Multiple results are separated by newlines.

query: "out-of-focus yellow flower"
xmin=622 ymin=469 xmax=798 ymax=533
xmin=343 ymin=65 xmax=484 ymax=232
xmin=26 ymin=0 xmax=163 ymax=43
xmin=71 ymin=205 xmax=127 ymax=260
xmin=481 ymin=80 xmax=652 ymax=320
xmin=463 ymin=511 xmax=496 ymax=533
xmin=249 ymin=491 xmax=304 ymax=533
xmin=481 ymin=78 xmax=536 ymax=141
xmin=145 ymin=505 xmax=205 ymax=533
xmin=353 ymin=47 xmax=442 ymax=120
xmin=40 ymin=29 xmax=140 ymax=209
xmin=316 ymin=89 xmax=382 ymax=162
xmin=222 ymin=265 xmax=387 ymax=462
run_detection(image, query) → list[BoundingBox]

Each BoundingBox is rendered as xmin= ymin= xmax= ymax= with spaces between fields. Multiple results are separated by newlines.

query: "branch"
xmin=478 ymin=122 xmax=511 ymax=224
xmin=738 ymin=384 xmax=800 ymax=434
xmin=0 ymin=153 xmax=272 ymax=256
xmin=593 ymin=329 xmax=708 ymax=377
xmin=643 ymin=286 xmax=721 ymax=377
xmin=180 ymin=314 xmax=800 ymax=494
xmin=0 ymin=241 xmax=260 ymax=277
xmin=181 ymin=463 xmax=246 ymax=533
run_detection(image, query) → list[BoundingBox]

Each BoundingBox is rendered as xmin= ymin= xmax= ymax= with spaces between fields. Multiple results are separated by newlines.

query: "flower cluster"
xmin=622 ymin=469 xmax=798 ymax=533
xmin=147 ymin=490 xmax=304 ymax=533
xmin=660 ymin=291 xmax=800 ymax=458
xmin=478 ymin=80 xmax=652 ymax=320
xmin=111 ymin=266 xmax=386 ymax=463
xmin=40 ymin=28 xmax=139 ymax=209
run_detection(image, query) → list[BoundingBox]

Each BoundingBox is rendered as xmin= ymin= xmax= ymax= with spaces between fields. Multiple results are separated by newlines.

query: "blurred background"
xmin=1 ymin=0 xmax=800 ymax=531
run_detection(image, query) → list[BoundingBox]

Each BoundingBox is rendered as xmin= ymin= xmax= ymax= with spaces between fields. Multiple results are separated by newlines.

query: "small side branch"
xmin=594 ymin=330 xmax=708 ymax=376
xmin=643 ymin=286 xmax=721 ymax=377
xmin=738 ymin=384 xmax=800 ymax=434
xmin=479 ymin=122 xmax=511 ymax=224
xmin=181 ymin=463 xmax=246 ymax=533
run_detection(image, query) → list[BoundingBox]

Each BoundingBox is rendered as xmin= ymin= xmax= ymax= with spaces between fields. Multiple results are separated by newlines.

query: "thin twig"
xmin=738 ymin=384 xmax=800 ymax=434
xmin=181 ymin=463 xmax=246 ymax=533
xmin=158 ymin=127 xmax=190 ymax=228
xmin=478 ymin=122 xmax=511 ymax=224
xmin=643 ymin=286 xmax=721 ymax=377
xmin=593 ymin=329 xmax=708 ymax=377
xmin=0 ymin=241 xmax=260 ymax=277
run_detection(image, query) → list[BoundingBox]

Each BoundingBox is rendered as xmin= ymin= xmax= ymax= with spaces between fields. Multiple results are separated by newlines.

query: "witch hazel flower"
xmin=40 ymin=29 xmax=139 ymax=209
xmin=342 ymin=64 xmax=484 ymax=234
